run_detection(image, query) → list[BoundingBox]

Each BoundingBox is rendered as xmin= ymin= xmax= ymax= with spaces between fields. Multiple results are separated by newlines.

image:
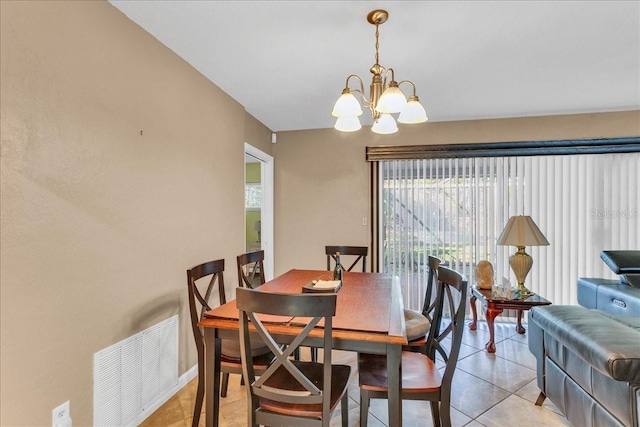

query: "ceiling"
xmin=109 ymin=1 xmax=640 ymax=132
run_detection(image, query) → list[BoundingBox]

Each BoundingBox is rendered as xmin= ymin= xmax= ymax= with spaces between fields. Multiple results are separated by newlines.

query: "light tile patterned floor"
xmin=140 ymin=320 xmax=570 ymax=426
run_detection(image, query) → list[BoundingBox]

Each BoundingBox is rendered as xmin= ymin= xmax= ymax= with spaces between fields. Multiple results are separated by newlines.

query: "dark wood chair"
xmin=325 ymin=245 xmax=368 ymax=272
xmin=238 ymin=250 xmax=304 ymax=361
xmin=186 ymin=259 xmax=273 ymax=427
xmin=358 ymin=265 xmax=468 ymax=427
xmin=237 ymin=287 xmax=351 ymax=427
xmin=237 ymin=250 xmax=266 ymax=289
xmin=403 ymin=255 xmax=442 ymax=353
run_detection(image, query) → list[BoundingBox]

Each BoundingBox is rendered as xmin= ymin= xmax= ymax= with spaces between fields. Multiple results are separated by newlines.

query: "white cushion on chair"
xmin=404 ymin=309 xmax=431 ymax=341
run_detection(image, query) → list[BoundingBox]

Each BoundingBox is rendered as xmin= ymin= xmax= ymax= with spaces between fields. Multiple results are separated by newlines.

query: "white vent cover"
xmin=94 ymin=315 xmax=178 ymax=427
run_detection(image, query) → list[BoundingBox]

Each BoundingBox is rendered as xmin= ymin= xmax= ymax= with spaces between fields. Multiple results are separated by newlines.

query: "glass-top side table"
xmin=468 ymin=286 xmax=552 ymax=353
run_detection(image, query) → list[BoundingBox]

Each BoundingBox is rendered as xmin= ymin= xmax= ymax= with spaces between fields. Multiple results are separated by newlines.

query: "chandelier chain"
xmin=374 ymin=23 xmax=380 ymax=65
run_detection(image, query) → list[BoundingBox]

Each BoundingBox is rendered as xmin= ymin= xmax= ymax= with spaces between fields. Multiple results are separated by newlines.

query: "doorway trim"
xmin=244 ymin=143 xmax=274 ymax=280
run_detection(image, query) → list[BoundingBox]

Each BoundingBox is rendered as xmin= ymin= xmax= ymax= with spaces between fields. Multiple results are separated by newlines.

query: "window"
xmin=369 ymin=138 xmax=640 ymax=311
xmin=245 ymin=183 xmax=262 ymax=211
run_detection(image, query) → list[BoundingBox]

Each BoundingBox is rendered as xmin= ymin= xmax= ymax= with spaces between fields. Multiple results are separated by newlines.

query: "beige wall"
xmin=273 ymin=111 xmax=640 ymax=275
xmin=244 ymin=111 xmax=274 ymax=156
xmin=0 ymin=1 xmax=271 ymax=426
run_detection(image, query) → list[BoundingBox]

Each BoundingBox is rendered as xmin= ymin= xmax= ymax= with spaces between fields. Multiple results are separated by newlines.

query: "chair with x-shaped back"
xmin=186 ymin=259 xmax=273 ymax=427
xmin=237 ymin=287 xmax=351 ymax=427
xmin=358 ymin=265 xmax=468 ymax=427
xmin=237 ymin=250 xmax=266 ymax=289
xmin=403 ymin=255 xmax=443 ymax=353
xmin=325 ymin=245 xmax=368 ymax=272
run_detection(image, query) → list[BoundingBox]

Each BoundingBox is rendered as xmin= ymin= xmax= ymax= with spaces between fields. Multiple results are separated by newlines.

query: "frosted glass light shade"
xmin=332 ymin=92 xmax=363 ymax=118
xmin=376 ymin=84 xmax=407 ymax=114
xmin=398 ymin=98 xmax=428 ymax=124
xmin=334 ymin=116 xmax=362 ymax=132
xmin=371 ymin=114 xmax=398 ymax=134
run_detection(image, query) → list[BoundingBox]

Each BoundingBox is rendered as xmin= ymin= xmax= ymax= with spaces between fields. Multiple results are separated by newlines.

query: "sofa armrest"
xmin=529 ymin=305 xmax=640 ymax=382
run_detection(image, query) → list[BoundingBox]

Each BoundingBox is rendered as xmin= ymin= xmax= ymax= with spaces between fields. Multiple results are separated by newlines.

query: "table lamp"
xmin=497 ymin=215 xmax=549 ymax=297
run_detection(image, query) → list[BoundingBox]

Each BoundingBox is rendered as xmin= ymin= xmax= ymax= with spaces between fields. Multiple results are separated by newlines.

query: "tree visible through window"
xmin=245 ymin=183 xmax=261 ymax=211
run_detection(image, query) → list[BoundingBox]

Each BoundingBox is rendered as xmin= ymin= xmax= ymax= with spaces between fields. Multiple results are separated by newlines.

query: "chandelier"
xmin=331 ymin=9 xmax=428 ymax=134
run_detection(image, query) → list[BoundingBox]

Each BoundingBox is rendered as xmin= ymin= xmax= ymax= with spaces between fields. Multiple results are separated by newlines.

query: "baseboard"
xmin=132 ymin=364 xmax=198 ymax=426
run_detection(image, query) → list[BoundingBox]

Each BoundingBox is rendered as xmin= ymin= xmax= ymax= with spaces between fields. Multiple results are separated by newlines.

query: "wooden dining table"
xmin=199 ymin=268 xmax=407 ymax=427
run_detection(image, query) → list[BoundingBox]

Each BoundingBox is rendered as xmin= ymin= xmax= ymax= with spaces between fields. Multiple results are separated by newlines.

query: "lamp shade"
xmin=497 ymin=216 xmax=549 ymax=247
xmin=398 ymin=95 xmax=428 ymax=124
xmin=334 ymin=116 xmax=362 ymax=132
xmin=376 ymin=83 xmax=407 ymax=114
xmin=371 ymin=113 xmax=398 ymax=134
xmin=332 ymin=91 xmax=363 ymax=118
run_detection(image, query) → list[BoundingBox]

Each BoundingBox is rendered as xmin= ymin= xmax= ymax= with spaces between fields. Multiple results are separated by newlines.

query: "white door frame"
xmin=244 ymin=143 xmax=274 ymax=280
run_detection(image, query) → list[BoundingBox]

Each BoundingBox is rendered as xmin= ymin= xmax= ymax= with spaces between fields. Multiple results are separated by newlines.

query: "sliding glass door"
xmin=378 ymin=151 xmax=639 ymax=311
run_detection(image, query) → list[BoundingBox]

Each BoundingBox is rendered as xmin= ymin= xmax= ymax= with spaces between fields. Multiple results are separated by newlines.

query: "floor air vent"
xmin=94 ymin=315 xmax=178 ymax=426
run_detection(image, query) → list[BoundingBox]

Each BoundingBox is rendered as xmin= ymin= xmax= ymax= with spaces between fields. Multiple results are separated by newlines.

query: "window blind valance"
xmin=366 ymin=137 xmax=640 ymax=161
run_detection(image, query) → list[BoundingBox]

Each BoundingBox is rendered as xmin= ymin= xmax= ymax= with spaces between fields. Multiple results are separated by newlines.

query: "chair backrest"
xmin=426 ymin=265 xmax=468 ymax=372
xmin=237 ymin=250 xmax=266 ymax=289
xmin=237 ymin=288 xmax=337 ymax=421
xmin=186 ymin=259 xmax=227 ymax=355
xmin=421 ymin=256 xmax=442 ymax=322
xmin=325 ymin=245 xmax=368 ymax=272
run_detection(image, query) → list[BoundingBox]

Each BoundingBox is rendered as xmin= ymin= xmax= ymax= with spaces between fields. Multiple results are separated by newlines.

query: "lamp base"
xmin=510 ymin=247 xmax=534 ymax=298
xmin=516 ymin=282 xmax=533 ymax=298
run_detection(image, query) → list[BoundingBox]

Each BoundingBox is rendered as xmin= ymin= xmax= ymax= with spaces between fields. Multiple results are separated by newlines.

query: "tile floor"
xmin=140 ymin=320 xmax=571 ymax=427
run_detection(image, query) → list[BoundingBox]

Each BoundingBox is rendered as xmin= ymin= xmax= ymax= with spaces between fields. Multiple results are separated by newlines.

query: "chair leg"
xmin=359 ymin=390 xmax=369 ymax=427
xmin=220 ymin=372 xmax=230 ymax=398
xmin=430 ymin=401 xmax=441 ymax=427
xmin=341 ymin=394 xmax=348 ymax=427
xmin=440 ymin=397 xmax=452 ymax=427
xmin=192 ymin=370 xmax=205 ymax=427
xmin=535 ymin=391 xmax=546 ymax=406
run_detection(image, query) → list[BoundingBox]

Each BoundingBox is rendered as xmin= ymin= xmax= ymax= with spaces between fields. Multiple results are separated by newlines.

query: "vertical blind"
xmin=379 ymin=152 xmax=639 ymax=311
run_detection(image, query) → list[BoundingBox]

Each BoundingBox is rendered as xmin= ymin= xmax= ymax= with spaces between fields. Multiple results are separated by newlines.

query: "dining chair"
xmin=237 ymin=287 xmax=351 ymax=427
xmin=358 ymin=265 xmax=468 ymax=427
xmin=186 ymin=259 xmax=274 ymax=427
xmin=403 ymin=255 xmax=442 ymax=353
xmin=325 ymin=245 xmax=368 ymax=272
xmin=238 ymin=250 xmax=305 ymax=361
xmin=237 ymin=250 xmax=266 ymax=289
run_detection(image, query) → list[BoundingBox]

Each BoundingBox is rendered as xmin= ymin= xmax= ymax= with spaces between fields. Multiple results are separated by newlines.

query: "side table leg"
xmin=485 ymin=308 xmax=502 ymax=353
xmin=516 ymin=310 xmax=526 ymax=334
xmin=468 ymin=295 xmax=478 ymax=330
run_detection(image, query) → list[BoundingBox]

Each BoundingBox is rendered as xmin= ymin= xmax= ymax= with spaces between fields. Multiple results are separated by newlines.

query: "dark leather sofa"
xmin=528 ymin=251 xmax=640 ymax=427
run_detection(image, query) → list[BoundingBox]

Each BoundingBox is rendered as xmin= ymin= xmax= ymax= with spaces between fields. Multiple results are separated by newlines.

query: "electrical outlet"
xmin=52 ymin=401 xmax=72 ymax=427
xmin=362 ymin=217 xmax=368 ymax=226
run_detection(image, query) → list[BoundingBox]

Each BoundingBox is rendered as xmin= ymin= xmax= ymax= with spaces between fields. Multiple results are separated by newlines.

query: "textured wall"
xmin=0 ymin=1 xmax=270 ymax=425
